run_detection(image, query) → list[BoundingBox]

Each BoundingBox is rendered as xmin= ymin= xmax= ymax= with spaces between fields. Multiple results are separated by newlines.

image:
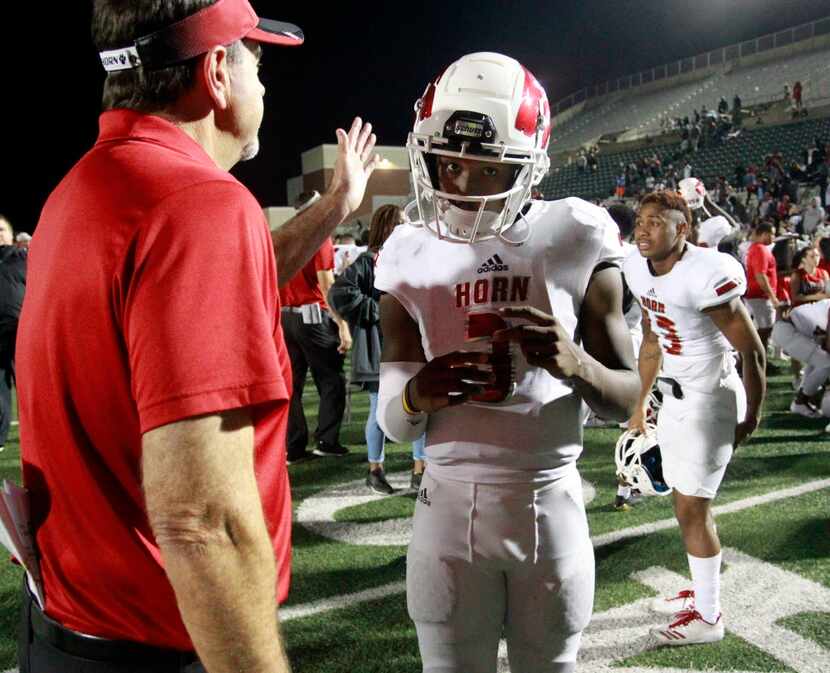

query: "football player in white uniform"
xmin=771 ymin=298 xmax=830 ymax=425
xmin=375 ymin=52 xmax=640 ymax=673
xmin=624 ymin=190 xmax=766 ymax=646
xmin=677 ymin=177 xmax=739 ymax=249
xmin=607 ymin=203 xmax=648 ymax=509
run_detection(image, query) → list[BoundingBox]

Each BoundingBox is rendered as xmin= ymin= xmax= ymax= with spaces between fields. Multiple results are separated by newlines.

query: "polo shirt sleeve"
xmin=124 ymin=180 xmax=288 ymax=434
xmin=313 ymin=239 xmax=335 ymax=273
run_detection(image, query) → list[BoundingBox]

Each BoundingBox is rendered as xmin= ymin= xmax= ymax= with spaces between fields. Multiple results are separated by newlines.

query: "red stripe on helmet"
xmin=417 ymin=72 xmax=443 ymax=122
xmin=515 ymin=67 xmax=551 ymax=148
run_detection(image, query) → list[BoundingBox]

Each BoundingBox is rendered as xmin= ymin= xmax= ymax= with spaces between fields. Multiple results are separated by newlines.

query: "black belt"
xmin=27 ymin=587 xmax=197 ymax=667
xmin=656 ymin=376 xmax=684 ymax=400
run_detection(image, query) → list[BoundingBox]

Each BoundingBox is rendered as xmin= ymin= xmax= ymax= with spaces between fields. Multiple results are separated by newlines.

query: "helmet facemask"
xmin=408 ymin=134 xmax=543 ymax=245
xmin=614 ymin=426 xmax=672 ymax=497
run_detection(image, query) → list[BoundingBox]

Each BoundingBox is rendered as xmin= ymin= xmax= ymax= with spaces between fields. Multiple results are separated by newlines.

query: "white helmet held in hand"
xmin=678 ymin=177 xmax=707 ymax=211
xmin=407 ymin=52 xmax=551 ymax=245
xmin=615 ymin=425 xmax=672 ymax=497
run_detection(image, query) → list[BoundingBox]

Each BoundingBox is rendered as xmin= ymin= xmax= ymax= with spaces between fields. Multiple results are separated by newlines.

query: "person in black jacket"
xmin=328 ymin=205 xmax=426 ymax=493
xmin=0 ymin=215 xmax=26 ymax=450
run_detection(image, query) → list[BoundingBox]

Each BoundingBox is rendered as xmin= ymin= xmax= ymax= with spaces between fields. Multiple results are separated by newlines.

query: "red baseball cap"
xmin=100 ymin=0 xmax=304 ymax=72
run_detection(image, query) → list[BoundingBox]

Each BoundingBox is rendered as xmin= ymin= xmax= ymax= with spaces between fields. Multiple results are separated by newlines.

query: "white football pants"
xmin=407 ymin=467 xmax=594 ymax=673
xmin=772 ymin=321 xmax=830 ymax=395
xmin=657 ymin=370 xmax=745 ymax=498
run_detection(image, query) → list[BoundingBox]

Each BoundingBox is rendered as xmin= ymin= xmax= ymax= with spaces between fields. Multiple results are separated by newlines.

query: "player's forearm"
xmin=155 ymin=510 xmax=290 ymax=673
xmin=740 ymin=345 xmax=766 ymax=421
xmin=636 ymin=337 xmax=663 ymax=403
xmin=273 ymin=191 xmax=350 ymax=286
xmin=755 ymin=275 xmax=776 ymax=302
xmin=794 ymin=292 xmax=829 ymax=305
xmin=570 ymin=352 xmax=640 ymax=421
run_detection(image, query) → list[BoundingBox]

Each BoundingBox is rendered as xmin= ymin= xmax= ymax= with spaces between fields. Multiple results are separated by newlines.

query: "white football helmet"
xmin=615 ymin=425 xmax=672 ymax=497
xmin=407 ymin=52 xmax=551 ymax=245
xmin=678 ymin=177 xmax=708 ymax=212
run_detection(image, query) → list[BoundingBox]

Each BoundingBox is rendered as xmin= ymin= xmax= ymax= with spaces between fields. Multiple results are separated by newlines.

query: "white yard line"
xmin=283 ymin=477 xmax=830 ymax=622
xmin=4 ymin=478 xmax=826 ymax=673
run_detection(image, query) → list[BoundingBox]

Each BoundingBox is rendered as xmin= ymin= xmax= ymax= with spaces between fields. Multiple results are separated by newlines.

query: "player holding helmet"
xmin=375 ymin=52 xmax=640 ymax=673
xmin=623 ymin=190 xmax=766 ymax=646
xmin=677 ymin=177 xmax=739 ymax=249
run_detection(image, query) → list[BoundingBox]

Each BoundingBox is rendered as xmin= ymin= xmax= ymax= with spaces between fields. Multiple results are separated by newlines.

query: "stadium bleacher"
xmin=542 ymin=112 xmax=830 ymax=202
xmin=549 ymin=45 xmax=830 ymax=153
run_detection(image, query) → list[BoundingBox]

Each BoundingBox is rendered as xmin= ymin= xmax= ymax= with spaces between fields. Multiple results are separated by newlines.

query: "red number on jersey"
xmin=654 ymin=314 xmax=683 ymax=355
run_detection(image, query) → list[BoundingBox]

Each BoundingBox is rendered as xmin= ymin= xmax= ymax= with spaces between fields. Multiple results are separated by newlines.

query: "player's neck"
xmin=648 ymin=241 xmax=687 ymax=276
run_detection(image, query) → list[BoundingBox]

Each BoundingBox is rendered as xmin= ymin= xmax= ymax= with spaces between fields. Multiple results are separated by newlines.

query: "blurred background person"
xmin=0 ymin=214 xmax=25 ymax=451
xmin=328 ymin=204 xmax=426 ymax=493
xmin=282 ymin=192 xmax=352 ymax=463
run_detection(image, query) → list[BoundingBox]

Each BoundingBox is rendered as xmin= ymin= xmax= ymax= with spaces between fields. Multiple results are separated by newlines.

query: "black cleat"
xmin=366 ymin=468 xmax=395 ymax=495
xmin=313 ymin=441 xmax=350 ymax=457
xmin=410 ymin=471 xmax=423 ymax=491
xmin=286 ymin=450 xmax=316 ymax=466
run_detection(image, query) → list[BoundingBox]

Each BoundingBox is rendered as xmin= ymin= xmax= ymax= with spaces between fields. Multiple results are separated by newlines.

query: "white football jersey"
xmin=375 ymin=197 xmax=624 ymax=483
xmin=622 ymin=243 xmax=746 ymax=390
xmin=789 ymin=298 xmax=830 ymax=337
xmin=621 ymin=241 xmax=643 ymax=332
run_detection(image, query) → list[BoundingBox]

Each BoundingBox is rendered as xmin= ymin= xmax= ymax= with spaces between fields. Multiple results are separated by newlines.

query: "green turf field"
xmin=0 ymin=368 xmax=828 ymax=672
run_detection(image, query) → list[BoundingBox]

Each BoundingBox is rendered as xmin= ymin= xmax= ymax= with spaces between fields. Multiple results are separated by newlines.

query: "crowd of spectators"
xmin=593 ymin=127 xmax=830 ymax=424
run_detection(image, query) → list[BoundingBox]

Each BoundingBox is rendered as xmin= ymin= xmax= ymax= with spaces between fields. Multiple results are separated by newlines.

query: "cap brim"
xmin=248 ymin=19 xmax=304 ymax=46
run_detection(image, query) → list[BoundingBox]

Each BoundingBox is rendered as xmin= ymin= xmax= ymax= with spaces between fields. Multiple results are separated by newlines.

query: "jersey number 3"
xmin=654 ymin=314 xmax=683 ymax=355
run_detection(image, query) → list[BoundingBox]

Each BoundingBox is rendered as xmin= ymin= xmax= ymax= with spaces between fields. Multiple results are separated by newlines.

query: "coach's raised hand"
xmin=330 ymin=117 xmax=382 ymax=215
xmin=272 ymin=117 xmax=381 ymax=285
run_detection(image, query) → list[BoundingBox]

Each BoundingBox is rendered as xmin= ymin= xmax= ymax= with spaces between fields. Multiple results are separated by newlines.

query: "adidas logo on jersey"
xmin=417 ymin=487 xmax=431 ymax=507
xmin=477 ymin=254 xmax=509 ymax=274
xmin=647 ymin=288 xmax=657 ymax=298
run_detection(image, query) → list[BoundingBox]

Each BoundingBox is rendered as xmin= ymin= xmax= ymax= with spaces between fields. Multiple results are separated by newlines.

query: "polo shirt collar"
xmin=97 ymin=109 xmax=217 ymax=167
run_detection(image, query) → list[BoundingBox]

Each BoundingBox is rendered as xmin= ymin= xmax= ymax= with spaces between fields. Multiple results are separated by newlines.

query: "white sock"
xmin=617 ymin=484 xmax=631 ymax=498
xmin=688 ymin=552 xmax=722 ymax=623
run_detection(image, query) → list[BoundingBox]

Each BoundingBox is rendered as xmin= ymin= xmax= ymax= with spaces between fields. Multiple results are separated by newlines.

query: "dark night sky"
xmin=4 ymin=1 xmax=830 ymax=231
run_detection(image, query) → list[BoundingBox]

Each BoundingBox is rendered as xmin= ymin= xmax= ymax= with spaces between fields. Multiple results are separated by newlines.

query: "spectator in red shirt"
xmin=793 ymin=80 xmax=803 ymax=113
xmin=818 ymin=237 xmax=830 ymax=275
xmin=776 ymin=194 xmax=791 ymax=223
xmin=744 ymin=223 xmax=779 ymax=365
xmin=16 ymin=2 xmax=379 ymax=672
xmin=281 ymin=192 xmax=352 ymax=463
xmin=790 ymin=245 xmax=830 ymax=307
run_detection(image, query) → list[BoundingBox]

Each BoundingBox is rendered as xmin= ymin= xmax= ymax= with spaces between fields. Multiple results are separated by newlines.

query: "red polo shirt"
xmin=745 ymin=242 xmax=777 ymax=299
xmin=17 ymin=110 xmax=293 ymax=649
xmin=278 ymin=240 xmax=334 ymax=310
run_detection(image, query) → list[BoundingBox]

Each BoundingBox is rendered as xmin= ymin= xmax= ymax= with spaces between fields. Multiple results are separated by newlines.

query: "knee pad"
xmin=505 ymin=550 xmax=595 ymax=673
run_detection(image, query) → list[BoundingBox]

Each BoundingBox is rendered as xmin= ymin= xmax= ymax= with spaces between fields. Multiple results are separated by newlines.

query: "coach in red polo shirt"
xmin=744 ymin=222 xmax=779 ymax=365
xmin=15 ymin=2 xmax=379 ymax=672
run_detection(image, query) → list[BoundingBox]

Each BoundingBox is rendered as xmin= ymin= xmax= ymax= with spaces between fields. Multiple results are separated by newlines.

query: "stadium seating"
xmin=541 ymin=115 xmax=830 ymax=201
xmin=549 ymin=45 xmax=830 ymax=153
